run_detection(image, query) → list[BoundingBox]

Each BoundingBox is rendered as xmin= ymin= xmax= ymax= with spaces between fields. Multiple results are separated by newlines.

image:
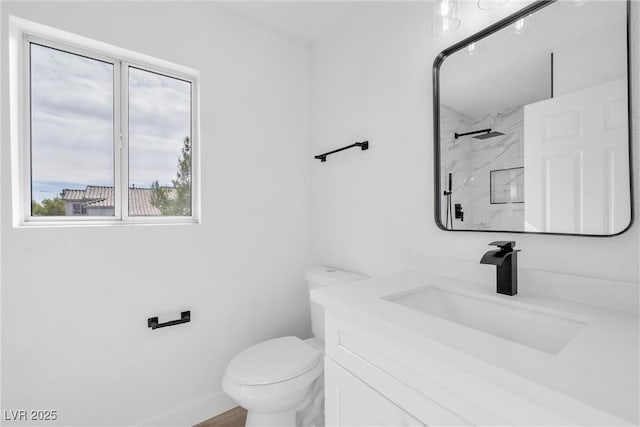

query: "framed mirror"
xmin=433 ymin=0 xmax=633 ymax=236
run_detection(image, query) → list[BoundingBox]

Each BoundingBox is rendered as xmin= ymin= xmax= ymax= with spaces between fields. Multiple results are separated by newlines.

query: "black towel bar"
xmin=147 ymin=311 xmax=190 ymax=330
xmin=315 ymin=141 xmax=369 ymax=162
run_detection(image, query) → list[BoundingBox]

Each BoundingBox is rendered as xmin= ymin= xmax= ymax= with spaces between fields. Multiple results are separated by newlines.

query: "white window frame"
xmin=9 ymin=16 xmax=200 ymax=227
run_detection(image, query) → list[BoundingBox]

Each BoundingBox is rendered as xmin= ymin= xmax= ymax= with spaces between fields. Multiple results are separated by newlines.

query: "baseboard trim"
xmin=137 ymin=391 xmax=236 ymax=427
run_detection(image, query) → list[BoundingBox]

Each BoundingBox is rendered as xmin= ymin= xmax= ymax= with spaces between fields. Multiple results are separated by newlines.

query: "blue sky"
xmin=30 ymin=44 xmax=191 ymax=203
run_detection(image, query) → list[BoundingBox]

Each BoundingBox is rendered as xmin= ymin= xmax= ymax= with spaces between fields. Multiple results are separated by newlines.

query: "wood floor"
xmin=194 ymin=406 xmax=247 ymax=427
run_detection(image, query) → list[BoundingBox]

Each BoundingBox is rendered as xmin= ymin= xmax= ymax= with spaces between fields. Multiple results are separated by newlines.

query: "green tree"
xmin=32 ymin=196 xmax=66 ymax=216
xmin=150 ymin=136 xmax=192 ymax=216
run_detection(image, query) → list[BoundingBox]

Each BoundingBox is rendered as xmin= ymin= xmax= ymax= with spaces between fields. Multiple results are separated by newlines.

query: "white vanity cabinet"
xmin=323 ymin=311 xmax=473 ymax=427
xmin=316 ymin=272 xmax=638 ymax=427
xmin=324 ymin=358 xmax=422 ymax=427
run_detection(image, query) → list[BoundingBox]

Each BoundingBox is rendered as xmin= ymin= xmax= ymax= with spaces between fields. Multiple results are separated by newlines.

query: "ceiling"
xmin=218 ymin=1 xmax=626 ymax=116
xmin=219 ymin=2 xmax=355 ymax=44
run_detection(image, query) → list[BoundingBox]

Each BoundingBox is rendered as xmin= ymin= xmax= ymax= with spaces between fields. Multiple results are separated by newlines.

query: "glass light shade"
xmin=571 ymin=0 xmax=585 ymax=7
xmin=467 ymin=42 xmax=476 ymax=56
xmin=432 ymin=0 xmax=461 ymax=36
xmin=477 ymin=0 xmax=508 ymax=10
xmin=510 ymin=16 xmax=531 ymax=35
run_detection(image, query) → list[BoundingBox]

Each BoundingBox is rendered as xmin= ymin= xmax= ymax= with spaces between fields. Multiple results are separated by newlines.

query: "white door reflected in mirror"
xmin=524 ymin=79 xmax=630 ymax=234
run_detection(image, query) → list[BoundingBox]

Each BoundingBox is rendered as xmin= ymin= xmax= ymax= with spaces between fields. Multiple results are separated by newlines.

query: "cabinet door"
xmin=325 ymin=357 xmax=424 ymax=427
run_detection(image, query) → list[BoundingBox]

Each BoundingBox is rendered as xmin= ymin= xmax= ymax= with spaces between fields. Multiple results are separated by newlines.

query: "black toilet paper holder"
xmin=147 ymin=311 xmax=190 ymax=330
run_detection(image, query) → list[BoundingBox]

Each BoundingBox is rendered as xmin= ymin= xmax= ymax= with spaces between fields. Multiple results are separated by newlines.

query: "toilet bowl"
xmin=222 ymin=336 xmax=324 ymax=426
xmin=222 ymin=267 xmax=367 ymax=427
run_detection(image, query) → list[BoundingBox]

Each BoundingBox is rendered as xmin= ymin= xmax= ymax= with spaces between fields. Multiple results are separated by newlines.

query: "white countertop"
xmin=311 ymin=271 xmax=639 ymax=425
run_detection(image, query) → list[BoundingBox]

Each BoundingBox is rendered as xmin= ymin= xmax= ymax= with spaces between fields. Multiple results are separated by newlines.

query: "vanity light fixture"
xmin=432 ymin=0 xmax=460 ymax=36
xmin=477 ymin=0 xmax=508 ymax=10
xmin=467 ymin=42 xmax=476 ymax=56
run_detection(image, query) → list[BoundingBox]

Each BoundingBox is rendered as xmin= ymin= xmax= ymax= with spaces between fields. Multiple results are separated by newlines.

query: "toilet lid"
xmin=226 ymin=336 xmax=321 ymax=385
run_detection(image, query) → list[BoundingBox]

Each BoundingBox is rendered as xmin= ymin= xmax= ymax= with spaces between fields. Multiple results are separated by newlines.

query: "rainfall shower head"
xmin=473 ymin=130 xmax=505 ymax=140
xmin=454 ymin=128 xmax=505 ymax=140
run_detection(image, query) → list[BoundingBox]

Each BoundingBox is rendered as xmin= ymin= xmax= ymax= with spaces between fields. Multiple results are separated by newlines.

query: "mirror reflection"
xmin=436 ymin=1 xmax=631 ymax=235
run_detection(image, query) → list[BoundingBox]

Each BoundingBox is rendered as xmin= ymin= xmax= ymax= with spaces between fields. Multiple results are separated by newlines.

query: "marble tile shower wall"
xmin=441 ymin=105 xmax=525 ymax=230
xmin=440 ymin=105 xmax=474 ymax=227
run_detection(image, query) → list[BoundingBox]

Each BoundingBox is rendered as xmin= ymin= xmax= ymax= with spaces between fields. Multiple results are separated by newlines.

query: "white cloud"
xmin=128 ymin=67 xmax=191 ymax=186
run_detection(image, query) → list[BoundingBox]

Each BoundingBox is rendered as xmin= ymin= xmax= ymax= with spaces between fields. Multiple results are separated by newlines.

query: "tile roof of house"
xmin=62 ymin=185 xmax=176 ymax=216
xmin=128 ymin=187 xmax=162 ymax=216
xmin=62 ymin=189 xmax=86 ymax=201
xmin=85 ymin=186 xmax=114 ymax=205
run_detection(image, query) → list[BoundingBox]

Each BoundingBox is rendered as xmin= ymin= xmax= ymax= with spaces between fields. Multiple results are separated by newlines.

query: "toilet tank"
xmin=305 ymin=266 xmax=368 ymax=342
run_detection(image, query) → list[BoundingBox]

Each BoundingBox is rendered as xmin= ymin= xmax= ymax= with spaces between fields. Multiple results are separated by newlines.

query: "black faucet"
xmin=480 ymin=241 xmax=520 ymax=296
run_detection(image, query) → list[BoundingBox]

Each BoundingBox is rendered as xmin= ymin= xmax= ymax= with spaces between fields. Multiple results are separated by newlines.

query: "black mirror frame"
xmin=432 ymin=0 xmax=634 ymax=237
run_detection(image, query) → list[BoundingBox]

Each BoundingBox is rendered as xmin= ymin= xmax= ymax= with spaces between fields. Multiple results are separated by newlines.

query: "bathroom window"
xmin=11 ymin=18 xmax=199 ymax=225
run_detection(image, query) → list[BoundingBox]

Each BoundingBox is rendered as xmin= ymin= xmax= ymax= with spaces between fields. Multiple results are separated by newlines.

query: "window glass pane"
xmin=128 ymin=67 xmax=192 ymax=216
xmin=30 ymin=43 xmax=115 ymax=217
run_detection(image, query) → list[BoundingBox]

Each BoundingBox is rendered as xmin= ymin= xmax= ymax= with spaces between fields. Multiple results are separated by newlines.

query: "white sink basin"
xmin=383 ymin=285 xmax=586 ymax=354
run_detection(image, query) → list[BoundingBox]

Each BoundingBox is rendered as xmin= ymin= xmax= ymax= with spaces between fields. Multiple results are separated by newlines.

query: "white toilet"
xmin=222 ymin=266 xmax=367 ymax=427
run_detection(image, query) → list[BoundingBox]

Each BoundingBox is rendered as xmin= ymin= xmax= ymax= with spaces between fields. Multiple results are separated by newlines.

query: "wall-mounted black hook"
xmin=147 ymin=311 xmax=190 ymax=330
xmin=315 ymin=141 xmax=369 ymax=162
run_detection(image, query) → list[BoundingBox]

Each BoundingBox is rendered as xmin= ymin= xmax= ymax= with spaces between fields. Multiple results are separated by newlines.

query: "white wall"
xmin=1 ymin=2 xmax=311 ymax=425
xmin=310 ymin=1 xmax=639 ymax=283
xmin=554 ymin=18 xmax=627 ymax=97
